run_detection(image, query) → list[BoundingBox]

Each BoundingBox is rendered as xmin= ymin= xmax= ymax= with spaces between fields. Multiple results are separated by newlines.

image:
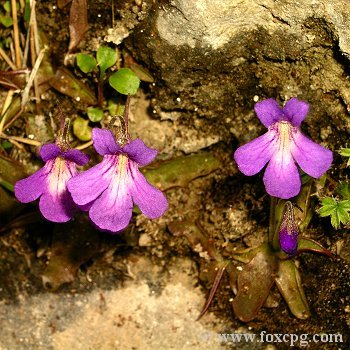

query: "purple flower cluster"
xmin=15 ymin=128 xmax=168 ymax=233
xmin=15 ymin=96 xmax=333 ymax=244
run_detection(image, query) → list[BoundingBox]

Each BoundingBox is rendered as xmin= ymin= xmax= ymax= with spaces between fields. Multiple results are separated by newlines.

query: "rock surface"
xmin=128 ymin=0 xmax=350 ymax=149
xmin=0 ymin=257 xmax=224 ymax=350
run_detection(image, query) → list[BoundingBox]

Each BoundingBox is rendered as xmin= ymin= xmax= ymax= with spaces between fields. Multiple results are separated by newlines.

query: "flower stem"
xmin=268 ymin=196 xmax=281 ymax=251
xmin=124 ymin=94 xmax=130 ymax=137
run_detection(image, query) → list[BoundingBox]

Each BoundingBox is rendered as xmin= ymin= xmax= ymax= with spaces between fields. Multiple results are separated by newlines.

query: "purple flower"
xmin=278 ymin=202 xmax=298 ymax=256
xmin=14 ymin=144 xmax=89 ymax=222
xmin=67 ymin=128 xmax=168 ymax=233
xmin=234 ymin=98 xmax=333 ymax=199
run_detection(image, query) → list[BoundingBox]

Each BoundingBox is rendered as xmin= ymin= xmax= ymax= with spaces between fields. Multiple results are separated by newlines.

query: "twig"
xmin=76 ymin=140 xmax=93 ymax=150
xmin=0 ymin=90 xmax=15 ymax=135
xmin=0 ymin=69 xmax=30 ymax=75
xmin=1 ymin=90 xmax=15 ymax=117
xmin=11 ymin=0 xmax=22 ymax=68
xmin=23 ymin=0 xmax=36 ymax=66
xmin=3 ymin=107 xmax=24 ymax=131
xmin=111 ymin=0 xmax=115 ymax=27
xmin=32 ymin=3 xmax=40 ymax=56
xmin=30 ymin=25 xmax=40 ymax=108
xmin=21 ymin=47 xmax=46 ymax=107
xmin=0 ymin=136 xmax=23 ymax=150
xmin=0 ymin=47 xmax=17 ymax=70
xmin=0 ymin=133 xmax=40 ymax=146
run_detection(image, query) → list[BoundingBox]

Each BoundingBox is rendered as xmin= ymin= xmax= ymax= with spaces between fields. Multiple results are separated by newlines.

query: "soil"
xmin=0 ymin=1 xmax=349 ymax=349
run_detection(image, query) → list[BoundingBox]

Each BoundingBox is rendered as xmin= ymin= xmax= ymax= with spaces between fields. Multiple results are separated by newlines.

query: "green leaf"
xmin=107 ymin=99 xmax=124 ymax=116
xmin=0 ymin=16 xmax=13 ymax=27
xmin=319 ymin=197 xmax=350 ymax=229
xmin=24 ymin=0 xmax=31 ymax=22
xmin=338 ymin=147 xmax=350 ymax=166
xmin=0 ymin=178 xmax=14 ymax=192
xmin=339 ymin=199 xmax=350 ymax=210
xmin=142 ymin=153 xmax=221 ymax=191
xmin=96 ymin=46 xmax=117 ymax=78
xmin=50 ymin=67 xmax=97 ymax=105
xmin=3 ymin=1 xmax=11 ymax=12
xmin=109 ymin=68 xmax=140 ymax=95
xmin=298 ymin=238 xmax=334 ymax=258
xmin=73 ymin=117 xmax=92 ymax=141
xmin=275 ymin=260 xmax=310 ymax=319
xmin=87 ymin=107 xmax=103 ymax=122
xmin=300 ymin=172 xmax=312 ymax=185
xmin=76 ymin=53 xmax=97 ymax=74
xmin=2 ymin=1 xmax=19 ymax=12
xmin=130 ymin=63 xmax=154 ymax=82
xmin=337 ymin=181 xmax=350 ymax=200
xmin=232 ymin=250 xmax=278 ymax=322
xmin=1 ymin=140 xmax=13 ymax=150
xmin=338 ymin=147 xmax=350 ymax=157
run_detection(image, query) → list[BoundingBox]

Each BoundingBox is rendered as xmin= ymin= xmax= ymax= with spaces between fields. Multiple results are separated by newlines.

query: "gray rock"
xmin=128 ymin=0 xmax=350 ymax=148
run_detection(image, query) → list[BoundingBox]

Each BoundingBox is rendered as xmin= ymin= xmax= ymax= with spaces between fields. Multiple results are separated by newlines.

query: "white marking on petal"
xmin=270 ymin=121 xmax=295 ymax=166
xmin=47 ymin=157 xmax=77 ymax=196
xmin=108 ymin=154 xmax=130 ymax=203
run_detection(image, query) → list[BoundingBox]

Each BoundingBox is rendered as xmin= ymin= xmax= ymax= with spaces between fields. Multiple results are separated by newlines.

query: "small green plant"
xmin=338 ymin=147 xmax=350 ymax=166
xmin=76 ymin=53 xmax=97 ymax=74
xmin=319 ymin=197 xmax=350 ymax=229
xmin=76 ymin=46 xmax=117 ymax=107
xmin=109 ymin=67 xmax=140 ymax=95
xmin=86 ymin=107 xmax=104 ymax=123
xmin=75 ymin=47 xmax=141 ymax=141
xmin=0 ymin=1 xmax=14 ymax=27
xmin=76 ymin=48 xmax=141 ymax=97
xmin=73 ymin=116 xmax=92 ymax=141
xmin=317 ymin=147 xmax=350 ymax=229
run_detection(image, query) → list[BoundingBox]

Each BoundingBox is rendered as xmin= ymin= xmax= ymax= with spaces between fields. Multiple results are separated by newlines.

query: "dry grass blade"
xmin=0 ymin=91 xmax=15 ymax=135
xmin=23 ymin=0 xmax=36 ymax=67
xmin=75 ymin=140 xmax=93 ymax=150
xmin=57 ymin=0 xmax=73 ymax=9
xmin=0 ymin=48 xmax=17 ymax=70
xmin=21 ymin=47 xmax=46 ymax=107
xmin=3 ymin=107 xmax=24 ymax=131
xmin=11 ymin=0 xmax=22 ymax=68
xmin=0 ymin=134 xmax=40 ymax=147
xmin=68 ymin=0 xmax=88 ymax=52
xmin=196 ymin=263 xmax=228 ymax=321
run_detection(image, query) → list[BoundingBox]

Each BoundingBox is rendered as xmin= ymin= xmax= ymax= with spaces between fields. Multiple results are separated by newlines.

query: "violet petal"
xmin=279 ymin=226 xmax=298 ymax=255
xmin=278 ymin=202 xmax=298 ymax=256
xmin=254 ymin=98 xmax=283 ymax=127
xmin=92 ymin=128 xmax=121 ymax=156
xmin=39 ymin=190 xmax=76 ymax=223
xmin=89 ymin=162 xmax=133 ymax=232
xmin=14 ymin=167 xmax=47 ymax=203
xmin=40 ymin=143 xmax=61 ymax=161
xmin=291 ymin=129 xmax=333 ymax=178
xmin=234 ymin=131 xmax=277 ymax=176
xmin=39 ymin=159 xmax=78 ymax=222
xmin=67 ymin=155 xmax=116 ymax=205
xmin=64 ymin=149 xmax=90 ymax=166
xmin=283 ymin=98 xmax=309 ymax=127
xmin=123 ymin=138 xmax=158 ymax=166
xmin=263 ymin=154 xmax=301 ymax=199
xmin=129 ymin=161 xmax=168 ymax=218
